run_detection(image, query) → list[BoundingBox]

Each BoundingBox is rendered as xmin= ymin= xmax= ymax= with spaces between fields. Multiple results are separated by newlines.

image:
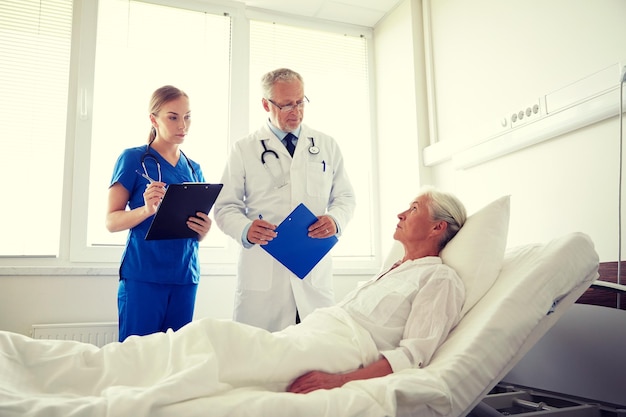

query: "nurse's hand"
xmin=308 ymin=215 xmax=336 ymax=239
xmin=143 ymin=181 xmax=166 ymax=215
xmin=248 ymin=219 xmax=277 ymax=245
xmin=187 ymin=212 xmax=212 ymax=242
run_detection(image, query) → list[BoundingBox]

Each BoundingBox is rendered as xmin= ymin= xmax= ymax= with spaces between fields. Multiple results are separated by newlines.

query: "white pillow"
xmin=441 ymin=195 xmax=510 ymax=318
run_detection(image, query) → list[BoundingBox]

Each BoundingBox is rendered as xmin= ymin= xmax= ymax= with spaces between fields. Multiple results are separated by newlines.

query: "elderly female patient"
xmin=286 ymin=186 xmax=466 ymax=393
xmin=3 ymin=186 xmax=467 ymax=401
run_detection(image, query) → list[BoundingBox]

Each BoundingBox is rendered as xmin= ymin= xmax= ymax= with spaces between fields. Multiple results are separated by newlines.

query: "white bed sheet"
xmin=0 ymin=232 xmax=598 ymax=417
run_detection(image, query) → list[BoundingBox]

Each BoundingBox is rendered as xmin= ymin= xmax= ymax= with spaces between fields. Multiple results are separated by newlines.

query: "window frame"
xmin=68 ymin=0 xmax=240 ymax=267
xmin=245 ymin=11 xmax=381 ymax=269
xmin=0 ymin=0 xmax=381 ymax=276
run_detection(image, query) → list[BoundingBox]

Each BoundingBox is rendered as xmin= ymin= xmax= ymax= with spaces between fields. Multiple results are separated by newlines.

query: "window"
xmin=249 ymin=20 xmax=376 ymax=260
xmin=74 ymin=0 xmax=232 ymax=262
xmin=0 ymin=0 xmax=72 ymax=256
xmin=1 ymin=0 xmax=378 ymax=270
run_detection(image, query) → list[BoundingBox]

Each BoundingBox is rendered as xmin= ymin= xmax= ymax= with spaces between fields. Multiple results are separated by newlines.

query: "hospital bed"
xmin=0 ymin=195 xmax=600 ymax=417
xmin=469 ymin=283 xmax=626 ymax=416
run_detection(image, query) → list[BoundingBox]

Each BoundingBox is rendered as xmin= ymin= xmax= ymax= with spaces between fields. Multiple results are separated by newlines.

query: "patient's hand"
xmin=288 ymin=358 xmax=393 ymax=394
xmin=287 ymin=371 xmax=346 ymax=394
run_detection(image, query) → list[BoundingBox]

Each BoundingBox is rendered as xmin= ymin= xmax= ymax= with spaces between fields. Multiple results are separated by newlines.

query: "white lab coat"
xmin=215 ymin=123 xmax=356 ymax=331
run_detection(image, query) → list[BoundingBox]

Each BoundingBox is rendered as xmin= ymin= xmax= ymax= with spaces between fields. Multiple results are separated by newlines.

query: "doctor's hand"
xmin=308 ymin=215 xmax=336 ymax=239
xmin=142 ymin=181 xmax=166 ymax=215
xmin=247 ymin=219 xmax=277 ymax=245
xmin=187 ymin=212 xmax=212 ymax=242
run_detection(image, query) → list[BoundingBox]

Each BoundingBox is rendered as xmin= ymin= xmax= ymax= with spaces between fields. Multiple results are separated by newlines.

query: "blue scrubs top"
xmin=110 ymin=145 xmax=205 ymax=285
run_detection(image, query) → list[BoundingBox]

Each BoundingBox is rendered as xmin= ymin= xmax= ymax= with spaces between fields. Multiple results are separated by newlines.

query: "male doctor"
xmin=214 ymin=68 xmax=356 ymax=332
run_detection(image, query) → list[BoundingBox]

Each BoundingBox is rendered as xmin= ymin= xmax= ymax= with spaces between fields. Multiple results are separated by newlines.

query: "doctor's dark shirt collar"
xmin=266 ymin=118 xmax=302 ymax=142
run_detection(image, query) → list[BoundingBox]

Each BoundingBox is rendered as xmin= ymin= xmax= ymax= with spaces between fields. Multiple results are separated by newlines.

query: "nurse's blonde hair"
xmin=147 ymin=85 xmax=189 ymax=143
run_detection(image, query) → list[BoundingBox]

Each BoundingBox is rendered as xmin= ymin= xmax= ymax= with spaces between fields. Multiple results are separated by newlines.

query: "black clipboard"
xmin=145 ymin=183 xmax=223 ymax=240
xmin=261 ymin=203 xmax=338 ymax=279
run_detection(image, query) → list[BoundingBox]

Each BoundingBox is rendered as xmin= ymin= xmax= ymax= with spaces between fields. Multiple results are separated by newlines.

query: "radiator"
xmin=31 ymin=322 xmax=118 ymax=347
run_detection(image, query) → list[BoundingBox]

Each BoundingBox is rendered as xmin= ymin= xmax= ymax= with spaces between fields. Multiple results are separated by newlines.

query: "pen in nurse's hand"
xmin=135 ymin=169 xmax=155 ymax=184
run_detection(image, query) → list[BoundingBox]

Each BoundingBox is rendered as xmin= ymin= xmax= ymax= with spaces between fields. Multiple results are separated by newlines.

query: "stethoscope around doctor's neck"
xmin=260 ymin=136 xmax=320 ymax=189
xmin=260 ymin=136 xmax=319 ymax=164
xmin=140 ymin=141 xmax=199 ymax=183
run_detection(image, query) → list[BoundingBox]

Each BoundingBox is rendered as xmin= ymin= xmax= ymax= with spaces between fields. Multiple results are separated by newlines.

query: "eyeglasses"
xmin=267 ymin=96 xmax=309 ymax=113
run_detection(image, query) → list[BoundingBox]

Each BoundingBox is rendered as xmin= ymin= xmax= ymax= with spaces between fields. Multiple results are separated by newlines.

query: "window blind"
xmin=249 ymin=20 xmax=374 ymax=258
xmin=85 ymin=0 xmax=232 ymax=250
xmin=0 ymin=0 xmax=72 ymax=256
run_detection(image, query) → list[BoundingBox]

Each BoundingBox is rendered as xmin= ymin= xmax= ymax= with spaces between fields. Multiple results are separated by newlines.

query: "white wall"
xmin=377 ymin=0 xmax=625 ymax=262
xmin=0 ymin=271 xmax=364 ymax=336
xmin=373 ymin=0 xmax=428 ymax=259
xmin=425 ymin=0 xmax=625 ymax=261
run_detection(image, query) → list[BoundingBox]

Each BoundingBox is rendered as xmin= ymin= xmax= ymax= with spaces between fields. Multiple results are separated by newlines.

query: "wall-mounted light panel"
xmin=423 ymin=61 xmax=626 ymax=169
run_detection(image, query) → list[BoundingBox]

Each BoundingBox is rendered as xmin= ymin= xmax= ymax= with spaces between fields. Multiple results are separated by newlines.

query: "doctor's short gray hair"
xmin=421 ymin=186 xmax=467 ymax=250
xmin=261 ymin=68 xmax=304 ymax=100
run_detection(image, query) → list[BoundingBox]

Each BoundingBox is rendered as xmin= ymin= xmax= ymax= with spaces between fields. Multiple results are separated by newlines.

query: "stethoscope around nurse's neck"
xmin=260 ymin=136 xmax=320 ymax=189
xmin=140 ymin=141 xmax=199 ymax=183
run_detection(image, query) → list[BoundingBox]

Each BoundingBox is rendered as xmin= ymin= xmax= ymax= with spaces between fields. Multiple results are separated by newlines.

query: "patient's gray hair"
xmin=421 ymin=186 xmax=467 ymax=250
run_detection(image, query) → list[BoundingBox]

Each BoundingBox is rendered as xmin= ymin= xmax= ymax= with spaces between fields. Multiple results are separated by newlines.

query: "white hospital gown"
xmin=338 ymin=256 xmax=465 ymax=372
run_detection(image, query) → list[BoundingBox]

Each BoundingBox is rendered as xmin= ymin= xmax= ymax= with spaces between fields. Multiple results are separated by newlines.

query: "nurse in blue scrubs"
xmin=106 ymin=85 xmax=211 ymax=342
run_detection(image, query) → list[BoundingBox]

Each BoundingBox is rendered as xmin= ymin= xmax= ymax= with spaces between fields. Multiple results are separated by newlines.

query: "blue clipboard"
xmin=261 ymin=203 xmax=338 ymax=279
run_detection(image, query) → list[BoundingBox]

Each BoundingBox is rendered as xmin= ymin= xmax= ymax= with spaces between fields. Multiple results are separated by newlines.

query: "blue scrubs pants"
xmin=117 ymin=279 xmax=198 ymax=342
